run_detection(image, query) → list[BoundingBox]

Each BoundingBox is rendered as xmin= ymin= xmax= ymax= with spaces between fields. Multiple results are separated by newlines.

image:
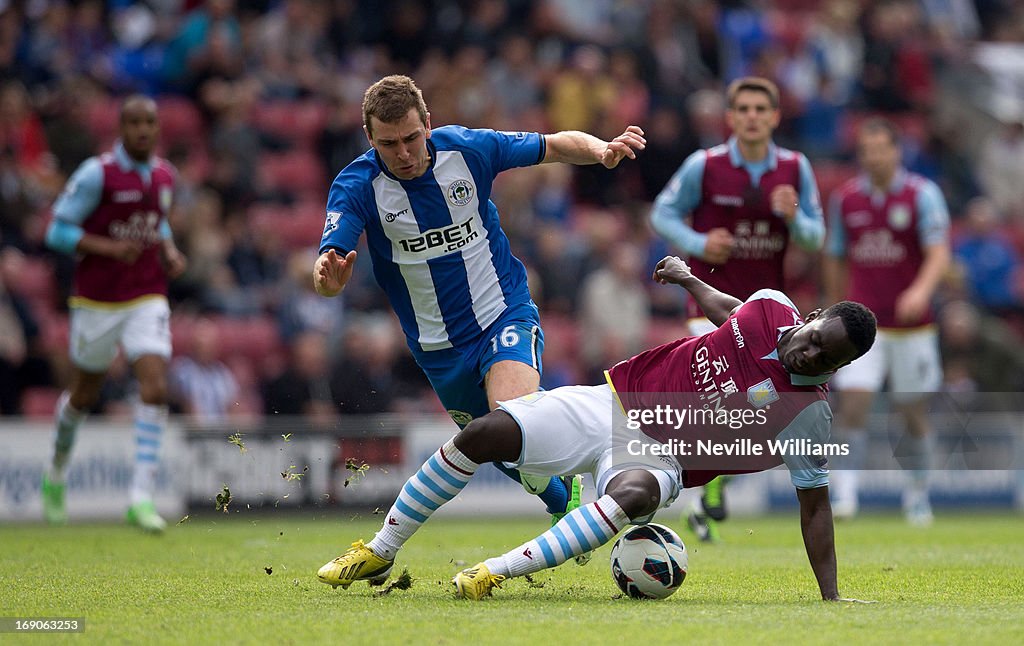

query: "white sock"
xmin=485 ymin=495 xmax=629 ymax=578
xmin=49 ymin=391 xmax=85 ymax=484
xmin=129 ymin=403 xmax=167 ymax=505
xmin=368 ymin=440 xmax=478 ymax=559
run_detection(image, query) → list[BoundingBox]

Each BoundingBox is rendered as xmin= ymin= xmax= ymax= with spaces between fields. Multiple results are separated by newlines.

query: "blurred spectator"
xmin=940 ymin=299 xmax=1024 ymax=392
xmin=977 ymin=117 xmax=1024 ymax=221
xmin=276 ymin=249 xmax=342 ymax=344
xmin=547 ymin=45 xmax=614 ymax=134
xmin=0 ymin=247 xmax=47 ymax=413
xmin=637 ymin=105 xmax=698 ymax=202
xmin=203 ymin=79 xmax=261 ymax=205
xmin=807 ymin=0 xmax=864 ymax=107
xmin=531 ymin=222 xmax=589 ymax=316
xmin=0 ymin=80 xmax=51 ymax=174
xmin=39 ymin=77 xmax=98 ymax=179
xmin=317 ymin=92 xmax=368 ymax=178
xmin=860 ymin=1 xmax=934 ymax=112
xmin=261 ymin=330 xmax=335 ymax=425
xmin=486 ymin=33 xmax=542 ymax=122
xmin=163 ymin=0 xmax=242 ymax=96
xmin=953 ymin=197 xmax=1023 ymax=314
xmin=330 ymin=314 xmax=426 ymax=415
xmin=169 ymin=317 xmax=241 ymax=422
xmin=686 ymin=88 xmax=727 ymax=150
xmin=579 ymin=241 xmax=650 ymax=382
xmin=0 ymin=144 xmax=37 ymax=251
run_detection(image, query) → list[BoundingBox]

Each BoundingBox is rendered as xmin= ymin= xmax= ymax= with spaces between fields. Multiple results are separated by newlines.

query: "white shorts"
xmin=498 ymin=384 xmax=682 ymax=520
xmin=69 ymin=297 xmax=172 ymax=372
xmin=832 ymin=326 xmax=942 ymax=400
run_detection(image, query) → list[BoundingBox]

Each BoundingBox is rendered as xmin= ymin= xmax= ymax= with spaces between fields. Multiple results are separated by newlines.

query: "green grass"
xmin=2 ymin=512 xmax=1023 ymax=644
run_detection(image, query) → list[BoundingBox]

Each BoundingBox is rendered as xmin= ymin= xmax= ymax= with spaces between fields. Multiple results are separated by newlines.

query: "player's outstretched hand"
xmin=652 ymin=255 xmax=692 ymax=286
xmin=601 ymin=125 xmax=646 ymax=169
xmin=314 ymin=249 xmax=357 ymax=297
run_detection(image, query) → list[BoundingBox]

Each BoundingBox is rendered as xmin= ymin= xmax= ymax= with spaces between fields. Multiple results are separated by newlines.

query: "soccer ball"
xmin=609 ymin=523 xmax=688 ymax=599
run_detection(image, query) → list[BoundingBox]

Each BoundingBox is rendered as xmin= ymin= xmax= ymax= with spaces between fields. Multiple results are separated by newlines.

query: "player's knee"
xmin=453 ymin=410 xmax=521 ymax=463
xmin=606 ymin=471 xmax=661 ymax=520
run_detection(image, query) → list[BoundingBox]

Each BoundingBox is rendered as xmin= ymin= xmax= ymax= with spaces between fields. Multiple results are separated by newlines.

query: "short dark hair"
xmin=821 ymin=301 xmax=877 ymax=358
xmin=859 ymin=117 xmax=900 ymax=146
xmin=120 ymin=94 xmax=157 ymax=122
xmin=726 ymin=76 xmax=780 ymax=109
xmin=362 ymin=75 xmax=428 ymax=137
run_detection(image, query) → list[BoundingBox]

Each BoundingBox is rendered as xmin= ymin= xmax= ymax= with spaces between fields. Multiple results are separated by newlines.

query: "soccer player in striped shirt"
xmin=316 ymin=256 xmax=876 ymax=600
xmin=313 ymin=75 xmax=644 ymax=546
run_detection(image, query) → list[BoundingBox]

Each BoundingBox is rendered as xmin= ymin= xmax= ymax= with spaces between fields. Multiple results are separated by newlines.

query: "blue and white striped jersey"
xmin=320 ymin=125 xmax=545 ymax=351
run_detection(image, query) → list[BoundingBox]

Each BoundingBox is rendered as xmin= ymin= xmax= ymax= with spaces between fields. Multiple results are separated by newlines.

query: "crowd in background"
xmin=1 ymin=0 xmax=1024 ymax=423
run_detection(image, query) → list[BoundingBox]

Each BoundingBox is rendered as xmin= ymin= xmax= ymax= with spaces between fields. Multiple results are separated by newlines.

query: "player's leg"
xmin=686 ymin=475 xmax=729 ymax=542
xmin=890 ymin=329 xmax=943 ymax=526
xmin=43 ymin=306 xmax=119 ymax=524
xmin=453 ymin=385 xmax=679 ymax=598
xmin=829 ymin=335 xmax=886 ymax=519
xmin=42 ymin=366 xmax=106 ymax=525
xmin=317 ymin=409 xmax=523 ymax=589
xmin=455 ymin=466 xmax=677 ymax=600
xmin=485 ymin=359 xmax=573 ymax=516
xmin=122 ymin=298 xmax=173 ymax=533
xmin=480 ymin=310 xmax=572 ymax=516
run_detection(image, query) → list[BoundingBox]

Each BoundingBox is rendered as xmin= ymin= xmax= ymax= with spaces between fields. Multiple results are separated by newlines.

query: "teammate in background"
xmin=824 ymin=118 xmax=951 ymax=526
xmin=317 ymin=256 xmax=876 ymax=601
xmin=314 ymin=75 xmax=645 ymax=525
xmin=41 ymin=96 xmax=187 ymax=532
xmin=649 ymin=77 xmax=826 ymax=541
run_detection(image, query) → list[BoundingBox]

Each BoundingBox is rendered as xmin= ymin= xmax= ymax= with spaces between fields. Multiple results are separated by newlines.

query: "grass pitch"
xmin=2 ymin=511 xmax=1022 ymax=644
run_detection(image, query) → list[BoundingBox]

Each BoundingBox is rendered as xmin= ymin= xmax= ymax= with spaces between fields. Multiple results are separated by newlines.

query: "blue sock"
xmin=492 ymin=462 xmax=569 ymax=514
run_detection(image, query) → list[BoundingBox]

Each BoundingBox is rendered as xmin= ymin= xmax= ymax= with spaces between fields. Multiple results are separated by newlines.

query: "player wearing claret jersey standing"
xmin=41 ymin=96 xmax=187 ymax=532
xmin=317 ymin=256 xmax=876 ymax=602
xmin=649 ymin=77 xmax=826 ymax=540
xmin=313 ymin=76 xmax=645 ymax=575
xmin=824 ymin=118 xmax=951 ymax=525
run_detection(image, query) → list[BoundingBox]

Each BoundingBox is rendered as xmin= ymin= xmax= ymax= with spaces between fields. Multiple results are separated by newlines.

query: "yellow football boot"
xmin=317 ymin=540 xmax=393 ymax=589
xmin=452 ymin=563 xmax=505 ymax=600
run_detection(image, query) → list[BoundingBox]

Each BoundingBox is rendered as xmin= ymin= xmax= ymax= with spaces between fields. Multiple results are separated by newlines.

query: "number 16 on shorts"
xmin=489 ymin=323 xmax=541 ymax=371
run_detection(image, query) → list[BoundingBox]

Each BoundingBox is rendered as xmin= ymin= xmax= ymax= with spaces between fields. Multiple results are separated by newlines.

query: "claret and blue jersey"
xmin=320 ymin=125 xmax=546 ymax=353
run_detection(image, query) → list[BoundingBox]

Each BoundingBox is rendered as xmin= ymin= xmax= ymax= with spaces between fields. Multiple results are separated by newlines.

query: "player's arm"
xmin=45 ymin=158 xmax=142 ymax=263
xmin=779 ymin=401 xmax=839 ymax=600
xmin=822 ymin=193 xmax=848 ymax=304
xmin=315 ymin=176 xmax=366 ymax=298
xmin=797 ymin=485 xmax=839 ymax=600
xmin=542 ymin=126 xmax=645 ymax=169
xmin=649 ymin=151 xmax=734 ymax=264
xmin=773 ymin=154 xmax=826 ymax=251
xmin=159 ymin=176 xmax=187 ymax=278
xmin=652 ymin=255 xmax=740 ymax=326
xmin=896 ymin=181 xmax=952 ymax=324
